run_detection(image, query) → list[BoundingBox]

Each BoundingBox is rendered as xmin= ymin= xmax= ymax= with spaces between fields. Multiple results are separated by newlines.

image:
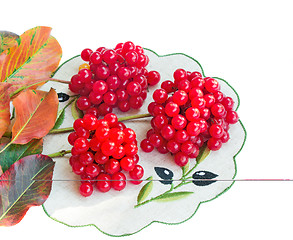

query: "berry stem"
xmin=47 ymin=150 xmax=71 ymax=158
xmin=117 ymin=113 xmax=151 ymax=122
xmin=48 ymin=113 xmax=152 ymax=135
xmin=49 ymin=78 xmax=71 ymax=84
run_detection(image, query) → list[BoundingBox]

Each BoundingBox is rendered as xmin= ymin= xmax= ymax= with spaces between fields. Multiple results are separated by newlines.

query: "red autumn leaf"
xmin=0 ymin=83 xmax=12 ymax=138
xmin=10 ymin=88 xmax=58 ymax=145
xmin=0 ymin=154 xmax=55 ymax=226
xmin=0 ymin=26 xmax=62 ymax=97
xmin=0 ymin=31 xmax=19 ymax=54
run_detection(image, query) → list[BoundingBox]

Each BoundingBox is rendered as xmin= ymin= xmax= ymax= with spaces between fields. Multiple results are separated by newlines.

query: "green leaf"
xmin=0 ymin=138 xmax=43 ymax=173
xmin=71 ymin=98 xmax=83 ymax=120
xmin=53 ymin=108 xmax=65 ymax=129
xmin=196 ymin=143 xmax=210 ymax=164
xmin=0 ymin=154 xmax=55 ymax=226
xmin=137 ymin=176 xmax=153 ymax=204
xmin=155 ymin=191 xmax=194 ymax=202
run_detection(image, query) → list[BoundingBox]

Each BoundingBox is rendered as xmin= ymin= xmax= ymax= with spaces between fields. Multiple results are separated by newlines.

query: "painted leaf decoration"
xmin=53 ymin=108 xmax=65 ymax=130
xmin=0 ymin=154 xmax=55 ymax=226
xmin=71 ymin=98 xmax=83 ymax=120
xmin=0 ymin=31 xmax=19 ymax=54
xmin=137 ymin=176 xmax=153 ymax=204
xmin=0 ymin=83 xmax=11 ymax=138
xmin=154 ymin=167 xmax=173 ymax=185
xmin=0 ymin=138 xmax=43 ymax=173
xmin=182 ymin=161 xmax=190 ymax=176
xmin=196 ymin=143 xmax=210 ymax=164
xmin=155 ymin=191 xmax=194 ymax=202
xmin=192 ymin=171 xmax=218 ymax=186
xmin=0 ymin=26 xmax=62 ymax=96
xmin=10 ymin=88 xmax=58 ymax=145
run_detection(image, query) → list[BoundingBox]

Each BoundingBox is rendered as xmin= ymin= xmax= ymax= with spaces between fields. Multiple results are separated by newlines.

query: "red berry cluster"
xmin=67 ymin=113 xmax=144 ymax=197
xmin=69 ymin=41 xmax=160 ymax=117
xmin=140 ymin=69 xmax=239 ymax=167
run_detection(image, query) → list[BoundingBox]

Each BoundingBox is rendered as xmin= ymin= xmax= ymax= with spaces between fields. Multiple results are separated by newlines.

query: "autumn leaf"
xmin=0 ymin=154 xmax=55 ymax=226
xmin=0 ymin=26 xmax=62 ymax=97
xmin=11 ymin=88 xmax=58 ymax=145
xmin=0 ymin=83 xmax=12 ymax=138
xmin=0 ymin=31 xmax=19 ymax=54
xmin=0 ymin=138 xmax=43 ymax=173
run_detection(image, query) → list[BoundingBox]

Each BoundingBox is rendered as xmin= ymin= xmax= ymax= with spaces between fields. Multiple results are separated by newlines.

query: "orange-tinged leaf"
xmin=0 ymin=31 xmax=19 ymax=54
xmin=0 ymin=83 xmax=11 ymax=138
xmin=0 ymin=26 xmax=62 ymax=96
xmin=11 ymin=88 xmax=58 ymax=145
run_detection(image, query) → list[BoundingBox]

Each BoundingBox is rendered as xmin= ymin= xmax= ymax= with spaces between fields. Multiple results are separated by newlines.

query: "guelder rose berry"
xmin=70 ymin=42 xmax=160 ymax=118
xmin=141 ymin=68 xmax=239 ymax=167
xmin=68 ymin=113 xmax=144 ymax=197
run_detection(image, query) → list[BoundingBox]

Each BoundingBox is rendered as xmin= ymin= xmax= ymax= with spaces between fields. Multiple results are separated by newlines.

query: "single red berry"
xmin=101 ymin=140 xmax=117 ymax=156
xmin=89 ymin=51 xmax=102 ymax=64
xmin=161 ymin=80 xmax=175 ymax=93
xmin=127 ymin=82 xmax=142 ymax=96
xmin=186 ymin=121 xmax=201 ymax=136
xmin=160 ymin=124 xmax=176 ymax=140
xmin=140 ymin=139 xmax=155 ymax=152
xmin=96 ymin=173 xmax=111 ymax=192
xmin=191 ymin=97 xmax=206 ymax=109
xmin=112 ymin=145 xmax=125 ymax=159
xmin=149 ymin=133 xmax=164 ymax=147
xmin=171 ymin=114 xmax=187 ymax=130
xmin=89 ymin=137 xmax=101 ymax=152
xmin=102 ymin=49 xmax=117 ymax=64
xmin=104 ymin=158 xmax=120 ymax=175
xmin=172 ymin=90 xmax=188 ymax=106
xmin=74 ymin=137 xmax=89 ymax=154
xmin=181 ymin=141 xmax=196 ymax=155
xmin=207 ymin=138 xmax=222 ymax=151
xmin=78 ymin=68 xmax=92 ymax=83
xmin=93 ymin=80 xmax=108 ymax=95
xmin=203 ymin=94 xmax=216 ymax=108
xmin=120 ymin=156 xmax=135 ymax=171
xmin=96 ymin=64 xmax=110 ymax=80
xmin=72 ymin=161 xmax=85 ymax=175
xmin=147 ymin=71 xmax=161 ymax=86
xmin=79 ymin=151 xmax=94 ymax=165
xmin=185 ymin=107 xmax=200 ymax=121
xmin=153 ymin=89 xmax=168 ymax=104
xmin=226 ymin=110 xmax=239 ymax=124
xmin=173 ymin=69 xmax=187 ymax=83
xmin=190 ymin=77 xmax=205 ymax=89
xmin=153 ymin=114 xmax=168 ymax=129
xmin=76 ymin=127 xmax=90 ymax=139
xmin=81 ymin=48 xmax=93 ymax=61
xmin=124 ymin=143 xmax=138 ymax=156
xmin=165 ymin=102 xmax=180 ymax=117
xmin=129 ymin=96 xmax=144 ymax=109
xmin=166 ymin=140 xmax=181 ymax=154
xmin=123 ymin=128 xmax=136 ymax=143
xmin=174 ymin=129 xmax=189 ymax=143
xmin=68 ymin=132 xmax=78 ymax=146
xmin=209 ymin=124 xmax=224 ymax=138
xmin=85 ymin=163 xmax=101 ymax=178
xmin=178 ymin=79 xmax=191 ymax=93
xmin=129 ymin=165 xmax=144 ymax=180
xmin=94 ymin=152 xmax=109 ymax=164
xmin=117 ymin=67 xmax=131 ymax=81
xmin=205 ymin=77 xmax=220 ymax=93
xmin=174 ymin=152 xmax=189 ymax=167
xmin=79 ymin=182 xmax=93 ymax=197
xmin=76 ymin=96 xmax=91 ymax=111
xmin=83 ymin=114 xmax=98 ymax=130
xmin=211 ymin=103 xmax=226 ymax=118
xmin=111 ymin=172 xmax=126 ymax=191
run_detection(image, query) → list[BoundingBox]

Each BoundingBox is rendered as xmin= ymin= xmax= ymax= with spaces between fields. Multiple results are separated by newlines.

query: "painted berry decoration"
xmin=69 ymin=41 xmax=160 ymax=118
xmin=68 ymin=113 xmax=143 ymax=197
xmin=141 ymin=68 xmax=239 ymax=167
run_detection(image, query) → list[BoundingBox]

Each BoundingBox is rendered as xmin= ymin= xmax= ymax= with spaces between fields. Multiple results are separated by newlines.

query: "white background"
xmin=1 ymin=0 xmax=293 ymax=239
